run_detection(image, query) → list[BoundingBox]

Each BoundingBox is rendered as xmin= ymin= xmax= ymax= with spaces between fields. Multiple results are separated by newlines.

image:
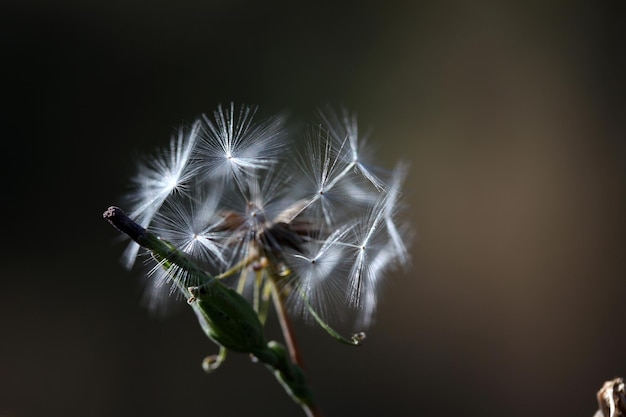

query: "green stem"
xmin=103 ymin=206 xmax=213 ymax=296
xmin=104 ymin=206 xmax=321 ymax=417
xmin=303 ymin=296 xmax=366 ymax=346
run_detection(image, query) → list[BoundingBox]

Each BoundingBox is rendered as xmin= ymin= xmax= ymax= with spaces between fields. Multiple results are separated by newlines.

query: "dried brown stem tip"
xmin=596 ymin=377 xmax=625 ymax=417
xmin=103 ymin=206 xmax=147 ymax=244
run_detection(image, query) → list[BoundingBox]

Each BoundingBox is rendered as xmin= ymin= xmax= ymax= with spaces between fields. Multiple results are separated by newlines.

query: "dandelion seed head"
xmin=120 ymin=103 xmax=411 ymax=327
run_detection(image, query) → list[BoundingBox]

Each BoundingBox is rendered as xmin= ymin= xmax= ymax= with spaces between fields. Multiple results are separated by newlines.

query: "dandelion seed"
xmin=293 ymin=125 xmax=361 ymax=226
xmin=284 ymin=226 xmax=352 ymax=322
xmin=152 ymin=190 xmax=228 ymax=270
xmin=196 ymin=103 xmax=287 ymax=190
xmin=121 ymin=121 xmax=200 ymax=268
xmin=343 ymin=192 xmax=392 ymax=313
xmin=318 ymin=107 xmax=386 ymax=191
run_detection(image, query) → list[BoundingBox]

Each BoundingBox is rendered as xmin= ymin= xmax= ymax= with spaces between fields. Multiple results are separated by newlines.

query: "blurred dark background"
xmin=1 ymin=1 xmax=624 ymax=416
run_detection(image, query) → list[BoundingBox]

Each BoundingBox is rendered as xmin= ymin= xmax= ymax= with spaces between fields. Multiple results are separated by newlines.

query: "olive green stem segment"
xmin=189 ymin=285 xmax=318 ymax=415
xmin=103 ymin=206 xmax=318 ymax=416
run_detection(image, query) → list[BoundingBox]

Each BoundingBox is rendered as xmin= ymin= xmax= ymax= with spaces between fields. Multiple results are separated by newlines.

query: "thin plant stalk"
xmin=269 ymin=276 xmax=306 ymax=367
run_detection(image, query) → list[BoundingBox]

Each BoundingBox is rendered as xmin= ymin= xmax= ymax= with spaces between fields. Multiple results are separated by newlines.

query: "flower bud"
xmin=187 ymin=283 xmax=267 ymax=353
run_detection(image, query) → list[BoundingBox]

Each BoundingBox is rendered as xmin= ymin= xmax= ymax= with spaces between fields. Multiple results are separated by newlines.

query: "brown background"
xmin=1 ymin=1 xmax=624 ymax=416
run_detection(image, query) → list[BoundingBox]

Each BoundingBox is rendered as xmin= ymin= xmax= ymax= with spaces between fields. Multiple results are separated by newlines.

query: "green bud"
xmin=188 ymin=283 xmax=267 ymax=353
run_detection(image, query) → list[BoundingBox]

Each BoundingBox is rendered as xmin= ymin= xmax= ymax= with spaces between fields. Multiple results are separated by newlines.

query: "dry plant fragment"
xmin=595 ymin=378 xmax=625 ymax=417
